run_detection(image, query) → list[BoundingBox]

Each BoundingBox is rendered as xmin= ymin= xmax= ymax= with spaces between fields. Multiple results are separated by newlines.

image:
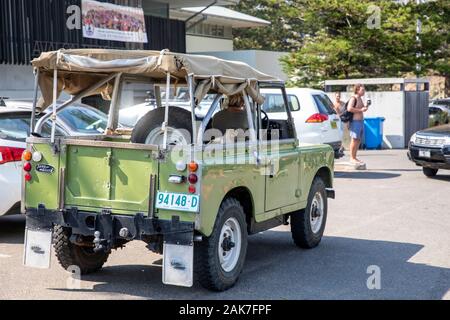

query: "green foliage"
xmin=233 ymin=0 xmax=304 ymax=51
xmin=233 ymin=0 xmax=449 ymax=88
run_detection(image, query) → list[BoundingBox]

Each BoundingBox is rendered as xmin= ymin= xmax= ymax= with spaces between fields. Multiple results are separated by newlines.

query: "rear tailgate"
xmin=312 ymin=94 xmax=342 ymax=142
xmin=63 ymin=140 xmax=158 ymax=214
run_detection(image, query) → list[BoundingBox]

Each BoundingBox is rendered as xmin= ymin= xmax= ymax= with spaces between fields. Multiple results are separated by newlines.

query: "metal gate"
xmin=404 ymin=91 xmax=429 ymax=146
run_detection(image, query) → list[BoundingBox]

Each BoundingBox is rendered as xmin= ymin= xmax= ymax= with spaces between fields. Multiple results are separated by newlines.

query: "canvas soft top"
xmin=32 ymin=49 xmax=281 ymax=110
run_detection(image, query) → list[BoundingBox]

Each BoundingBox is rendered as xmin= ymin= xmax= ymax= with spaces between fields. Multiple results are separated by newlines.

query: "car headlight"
xmin=410 ymin=133 xmax=417 ymax=144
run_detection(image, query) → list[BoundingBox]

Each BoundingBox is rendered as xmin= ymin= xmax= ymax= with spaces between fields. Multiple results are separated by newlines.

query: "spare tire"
xmin=131 ymin=107 xmax=193 ymax=145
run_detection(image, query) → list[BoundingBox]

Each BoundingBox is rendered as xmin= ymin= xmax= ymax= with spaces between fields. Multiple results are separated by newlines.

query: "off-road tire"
xmin=53 ymin=226 xmax=110 ymax=275
xmin=131 ymin=107 xmax=193 ymax=144
xmin=291 ymin=177 xmax=327 ymax=249
xmin=194 ymin=198 xmax=248 ymax=291
xmin=422 ymin=167 xmax=438 ymax=177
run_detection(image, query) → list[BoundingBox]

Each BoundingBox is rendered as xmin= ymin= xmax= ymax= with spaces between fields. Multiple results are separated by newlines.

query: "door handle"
xmin=268 ymin=159 xmax=275 ymax=178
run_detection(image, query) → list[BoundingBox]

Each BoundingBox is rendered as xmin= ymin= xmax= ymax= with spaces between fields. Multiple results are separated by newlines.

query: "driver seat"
xmin=210 ymin=109 xmax=249 ymax=135
xmin=206 ymin=109 xmax=250 ymax=143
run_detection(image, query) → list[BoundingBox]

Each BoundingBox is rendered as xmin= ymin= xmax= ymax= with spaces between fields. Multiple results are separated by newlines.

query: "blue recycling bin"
xmin=364 ymin=117 xmax=385 ymax=149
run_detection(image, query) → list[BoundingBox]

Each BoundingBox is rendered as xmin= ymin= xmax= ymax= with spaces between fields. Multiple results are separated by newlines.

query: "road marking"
xmin=0 ymin=254 xmax=11 ymax=258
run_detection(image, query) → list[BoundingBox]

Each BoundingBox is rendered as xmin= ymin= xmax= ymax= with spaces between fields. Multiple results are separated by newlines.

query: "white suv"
xmin=261 ymin=88 xmax=343 ymax=158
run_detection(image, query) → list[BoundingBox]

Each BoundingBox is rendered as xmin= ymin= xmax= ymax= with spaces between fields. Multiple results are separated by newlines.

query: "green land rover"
xmin=23 ymin=49 xmax=335 ymax=291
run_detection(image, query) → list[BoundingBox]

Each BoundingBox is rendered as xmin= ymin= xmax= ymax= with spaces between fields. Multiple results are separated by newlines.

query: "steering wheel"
xmin=260 ymin=109 xmax=269 ymax=130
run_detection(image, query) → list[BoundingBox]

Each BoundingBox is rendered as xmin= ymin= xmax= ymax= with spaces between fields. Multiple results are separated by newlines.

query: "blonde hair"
xmin=225 ymin=94 xmax=244 ymax=108
xmin=354 ymin=84 xmax=364 ymax=95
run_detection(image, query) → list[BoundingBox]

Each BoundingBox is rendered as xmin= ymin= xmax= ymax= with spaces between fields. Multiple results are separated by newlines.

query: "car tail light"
xmin=22 ymin=150 xmax=32 ymax=161
xmin=187 ymin=162 xmax=199 ymax=193
xmin=0 ymin=146 xmax=25 ymax=164
xmin=23 ymin=162 xmax=32 ymax=172
xmin=306 ymin=113 xmax=329 ymax=123
xmin=24 ymin=173 xmax=32 ymax=182
xmin=32 ymin=151 xmax=43 ymax=162
xmin=175 ymin=160 xmax=186 ymax=172
xmin=188 ymin=161 xmax=198 ymax=172
xmin=188 ymin=174 xmax=198 ymax=184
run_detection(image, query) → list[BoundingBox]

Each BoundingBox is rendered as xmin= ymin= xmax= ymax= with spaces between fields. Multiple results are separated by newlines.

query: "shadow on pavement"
xmin=432 ymin=174 xmax=450 ymax=182
xmin=0 ymin=215 xmax=25 ymax=244
xmin=51 ymin=230 xmax=450 ymax=300
xmin=375 ymin=168 xmax=421 ymax=172
xmin=335 ymin=171 xmax=401 ymax=180
xmin=357 ymin=153 xmax=402 ymax=157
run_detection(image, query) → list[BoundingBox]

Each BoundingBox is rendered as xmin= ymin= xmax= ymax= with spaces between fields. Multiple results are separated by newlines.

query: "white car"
xmin=0 ymin=99 xmax=109 ymax=216
xmin=429 ymin=104 xmax=450 ymax=116
xmin=261 ymin=88 xmax=343 ymax=158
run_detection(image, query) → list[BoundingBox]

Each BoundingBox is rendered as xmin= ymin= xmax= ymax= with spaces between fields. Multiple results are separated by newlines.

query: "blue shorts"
xmin=349 ymin=120 xmax=364 ymax=140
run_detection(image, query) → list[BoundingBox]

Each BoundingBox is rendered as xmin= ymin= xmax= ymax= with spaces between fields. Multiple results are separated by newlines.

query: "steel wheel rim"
xmin=310 ymin=192 xmax=324 ymax=234
xmin=218 ymin=217 xmax=242 ymax=272
xmin=145 ymin=127 xmax=188 ymax=146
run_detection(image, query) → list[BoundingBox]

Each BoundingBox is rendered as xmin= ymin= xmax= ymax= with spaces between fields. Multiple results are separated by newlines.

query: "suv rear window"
xmin=312 ymin=94 xmax=336 ymax=115
xmin=429 ymin=107 xmax=440 ymax=115
xmin=433 ymin=100 xmax=450 ymax=107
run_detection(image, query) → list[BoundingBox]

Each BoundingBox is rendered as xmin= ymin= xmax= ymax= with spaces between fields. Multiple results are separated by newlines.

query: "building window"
xmin=187 ymin=23 xmax=232 ymax=39
xmin=142 ymin=0 xmax=169 ymax=18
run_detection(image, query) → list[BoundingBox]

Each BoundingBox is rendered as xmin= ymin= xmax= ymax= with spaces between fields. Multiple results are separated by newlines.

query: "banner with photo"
xmin=82 ymin=0 xmax=148 ymax=43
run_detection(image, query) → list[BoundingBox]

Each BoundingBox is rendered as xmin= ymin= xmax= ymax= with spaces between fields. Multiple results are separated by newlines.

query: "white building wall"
xmin=186 ymin=35 xmax=233 ymax=53
xmin=327 ymin=91 xmax=406 ymax=149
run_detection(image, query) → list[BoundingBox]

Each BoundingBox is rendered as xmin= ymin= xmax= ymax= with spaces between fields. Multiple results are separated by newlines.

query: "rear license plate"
xmin=331 ymin=121 xmax=338 ymax=129
xmin=156 ymin=191 xmax=200 ymax=213
xmin=419 ymin=150 xmax=431 ymax=158
xmin=23 ymin=228 xmax=52 ymax=269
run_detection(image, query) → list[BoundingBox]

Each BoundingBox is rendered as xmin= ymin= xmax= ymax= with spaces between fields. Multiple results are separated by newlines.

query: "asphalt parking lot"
xmin=0 ymin=149 xmax=449 ymax=300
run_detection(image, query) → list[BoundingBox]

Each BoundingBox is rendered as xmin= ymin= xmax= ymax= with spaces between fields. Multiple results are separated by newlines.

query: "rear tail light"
xmin=306 ymin=113 xmax=329 ymax=123
xmin=188 ymin=185 xmax=196 ymax=194
xmin=188 ymin=161 xmax=198 ymax=172
xmin=175 ymin=160 xmax=186 ymax=172
xmin=22 ymin=150 xmax=32 ymax=161
xmin=188 ymin=174 xmax=198 ymax=184
xmin=23 ymin=162 xmax=32 ymax=172
xmin=32 ymin=151 xmax=43 ymax=162
xmin=0 ymin=146 xmax=25 ymax=164
xmin=24 ymin=173 xmax=32 ymax=182
xmin=187 ymin=161 xmax=199 ymax=193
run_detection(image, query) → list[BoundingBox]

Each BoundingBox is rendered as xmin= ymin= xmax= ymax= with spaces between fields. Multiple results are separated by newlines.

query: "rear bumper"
xmin=0 ymin=162 xmax=21 ymax=216
xmin=26 ymin=205 xmax=194 ymax=246
xmin=408 ymin=144 xmax=450 ymax=170
xmin=2 ymin=201 xmax=21 ymax=216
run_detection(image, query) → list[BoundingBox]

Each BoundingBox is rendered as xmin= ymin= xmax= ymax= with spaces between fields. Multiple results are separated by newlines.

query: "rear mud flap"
xmin=23 ymin=227 xmax=53 ymax=269
xmin=162 ymin=225 xmax=194 ymax=287
xmin=163 ymin=243 xmax=194 ymax=287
